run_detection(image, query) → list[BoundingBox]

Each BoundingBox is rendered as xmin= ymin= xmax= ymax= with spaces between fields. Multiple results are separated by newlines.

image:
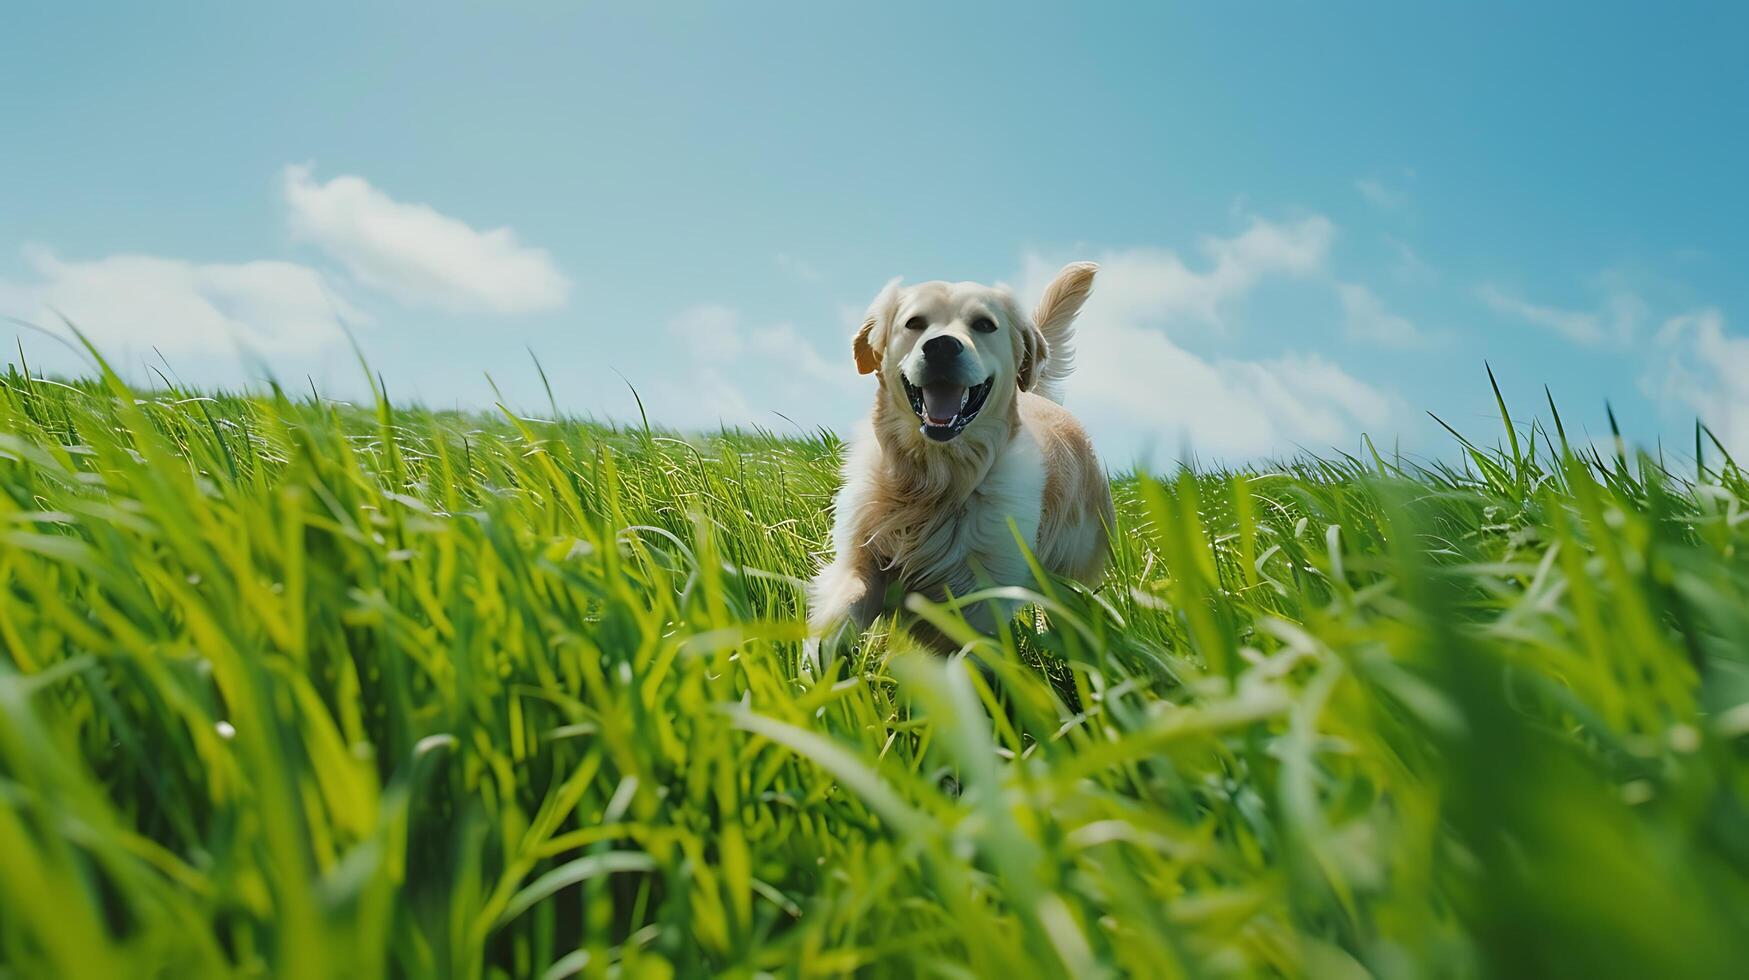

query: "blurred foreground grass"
xmin=2 ymin=353 xmax=1748 ymax=979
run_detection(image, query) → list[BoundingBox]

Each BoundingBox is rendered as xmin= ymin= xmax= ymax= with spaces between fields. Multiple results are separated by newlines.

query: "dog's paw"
xmin=801 ymin=635 xmax=826 ymax=679
xmin=801 ymin=620 xmax=859 ymax=679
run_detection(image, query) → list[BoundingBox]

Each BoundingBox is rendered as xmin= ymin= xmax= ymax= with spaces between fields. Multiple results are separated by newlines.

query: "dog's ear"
xmin=1032 ymin=261 xmax=1098 ymax=338
xmin=1017 ymin=323 xmax=1048 ymax=391
xmin=1002 ymin=294 xmax=1049 ymax=392
xmin=853 ymin=276 xmax=902 ymax=375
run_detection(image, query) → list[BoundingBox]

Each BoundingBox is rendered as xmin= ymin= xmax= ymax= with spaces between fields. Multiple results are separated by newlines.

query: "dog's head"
xmin=850 ymin=264 xmax=1093 ymax=445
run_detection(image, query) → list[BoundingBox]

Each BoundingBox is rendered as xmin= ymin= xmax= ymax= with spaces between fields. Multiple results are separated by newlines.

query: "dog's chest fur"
xmin=861 ymin=429 xmax=1044 ymax=597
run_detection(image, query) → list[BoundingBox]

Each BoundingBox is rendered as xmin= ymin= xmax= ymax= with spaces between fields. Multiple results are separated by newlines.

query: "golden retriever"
xmin=808 ymin=262 xmax=1113 ymax=649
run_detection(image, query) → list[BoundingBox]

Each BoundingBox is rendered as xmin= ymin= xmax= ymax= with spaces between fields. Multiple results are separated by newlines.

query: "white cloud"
xmin=1029 ymin=215 xmax=1334 ymax=335
xmin=1647 ymin=308 xmax=1749 ymax=457
xmin=1337 ymin=282 xmax=1430 ymax=347
xmin=1477 ymin=282 xmax=1644 ymax=347
xmin=1355 ymin=177 xmax=1409 ymax=211
xmin=0 ymin=244 xmax=362 ymax=384
xmin=1061 ymin=313 xmax=1394 ymax=462
xmin=776 ymin=252 xmax=823 ymax=283
xmin=1383 ymin=235 xmax=1435 ymax=284
xmin=638 ymin=303 xmax=858 ymax=433
xmin=747 ymin=323 xmax=841 ymax=384
xmin=282 ymin=164 xmax=569 ymax=314
xmin=1021 ymin=224 xmax=1398 ymax=462
xmin=668 ymin=303 xmax=745 ymax=361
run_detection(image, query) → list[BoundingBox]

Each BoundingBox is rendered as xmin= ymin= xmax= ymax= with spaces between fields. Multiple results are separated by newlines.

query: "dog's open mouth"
xmin=902 ymin=377 xmax=994 ymax=442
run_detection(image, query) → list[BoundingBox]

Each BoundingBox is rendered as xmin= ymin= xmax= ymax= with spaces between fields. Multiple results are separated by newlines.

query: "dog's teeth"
xmin=959 ymin=390 xmax=970 ymax=410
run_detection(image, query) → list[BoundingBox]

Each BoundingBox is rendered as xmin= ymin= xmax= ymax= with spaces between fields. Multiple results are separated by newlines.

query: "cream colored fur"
xmin=809 ymin=262 xmax=1113 ymax=647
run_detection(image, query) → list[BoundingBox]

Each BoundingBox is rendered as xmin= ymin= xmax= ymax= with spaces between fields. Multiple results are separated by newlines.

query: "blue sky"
xmin=4 ymin=2 xmax=1747 ymax=466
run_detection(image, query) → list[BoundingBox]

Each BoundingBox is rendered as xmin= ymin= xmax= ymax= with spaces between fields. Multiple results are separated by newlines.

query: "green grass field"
xmin=3 ymin=349 xmax=1748 ymax=979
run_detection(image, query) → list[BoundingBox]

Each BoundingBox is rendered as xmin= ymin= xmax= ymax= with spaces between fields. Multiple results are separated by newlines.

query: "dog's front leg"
xmin=807 ymin=549 xmax=889 ymax=631
xmin=805 ymin=552 xmax=889 ymax=675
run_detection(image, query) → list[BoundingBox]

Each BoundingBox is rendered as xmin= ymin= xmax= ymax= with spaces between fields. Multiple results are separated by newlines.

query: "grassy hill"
xmin=2 ymin=355 xmax=1748 ymax=978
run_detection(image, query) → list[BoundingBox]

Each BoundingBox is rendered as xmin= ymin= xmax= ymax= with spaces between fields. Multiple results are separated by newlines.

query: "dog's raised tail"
xmin=1030 ymin=261 xmax=1097 ymax=405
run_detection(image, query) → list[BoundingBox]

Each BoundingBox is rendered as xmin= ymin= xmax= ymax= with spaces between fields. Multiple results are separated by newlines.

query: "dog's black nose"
xmin=922 ymin=335 xmax=963 ymax=362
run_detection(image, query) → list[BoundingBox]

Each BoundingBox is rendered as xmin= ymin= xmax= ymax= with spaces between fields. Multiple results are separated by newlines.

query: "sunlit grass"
xmin=2 ymin=349 xmax=1747 ymax=978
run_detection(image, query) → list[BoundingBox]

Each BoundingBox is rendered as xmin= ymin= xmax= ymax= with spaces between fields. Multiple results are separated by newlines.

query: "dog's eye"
xmin=970 ymin=316 xmax=997 ymax=334
xmin=904 ymin=316 xmax=928 ymax=331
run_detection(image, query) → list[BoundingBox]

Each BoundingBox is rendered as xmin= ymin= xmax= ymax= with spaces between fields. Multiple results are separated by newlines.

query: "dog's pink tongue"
xmin=921 ymin=383 xmax=965 ymax=425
